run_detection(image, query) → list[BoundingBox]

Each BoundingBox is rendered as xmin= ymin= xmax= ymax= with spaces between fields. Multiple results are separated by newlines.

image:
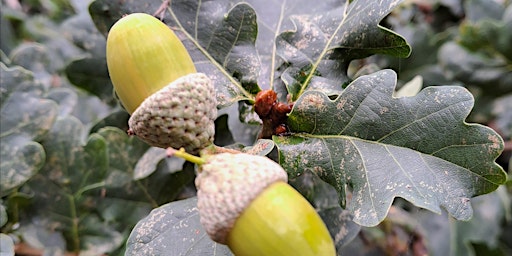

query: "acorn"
xmin=106 ymin=13 xmax=216 ymax=153
xmin=195 ymin=152 xmax=336 ymax=256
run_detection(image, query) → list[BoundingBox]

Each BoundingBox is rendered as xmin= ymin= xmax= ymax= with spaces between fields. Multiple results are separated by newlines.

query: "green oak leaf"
xmin=95 ymin=127 xmax=194 ymax=206
xmin=45 ymin=87 xmax=78 ymax=117
xmin=35 ymin=116 xmax=109 ymax=199
xmin=27 ymin=116 xmax=111 ymax=252
xmin=275 ymin=69 xmax=506 ymax=226
xmin=0 ymin=136 xmax=45 ymax=197
xmin=65 ymin=57 xmax=115 ymax=105
xmin=439 ymin=3 xmax=512 ymax=96
xmin=438 ymin=41 xmax=512 ymax=96
xmin=89 ymin=110 xmax=130 ymax=134
xmin=0 ymin=63 xmax=45 ymax=105
xmin=0 ymin=203 xmax=6 ymax=227
xmin=126 ymin=197 xmax=232 ymax=256
xmin=275 ymin=0 xmax=411 ymax=100
xmin=450 ymin=189 xmax=507 ymax=256
xmin=0 ymin=92 xmax=58 ymax=140
xmin=0 ymin=63 xmax=58 ymax=195
xmin=214 ymin=114 xmax=236 ymax=147
xmin=246 ymin=0 xmax=355 ymax=90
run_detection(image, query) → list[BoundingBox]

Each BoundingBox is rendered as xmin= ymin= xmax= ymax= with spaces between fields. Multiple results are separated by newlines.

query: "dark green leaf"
xmin=407 ymin=188 xmax=510 ymax=256
xmin=88 ymin=0 xmax=161 ymax=35
xmin=70 ymin=94 xmax=112 ymax=127
xmin=96 ymin=127 xmax=148 ymax=175
xmin=438 ymin=42 xmax=512 ymax=96
xmin=38 ymin=117 xmax=107 ymax=191
xmin=0 ymin=203 xmax=6 ymax=227
xmin=95 ymin=197 xmax=153 ymax=232
xmin=275 ymin=69 xmax=506 ymax=226
xmin=217 ymin=103 xmax=260 ymax=145
xmin=246 ymin=0 xmax=346 ymax=89
xmin=65 ymin=57 xmax=115 ymax=105
xmin=89 ymin=110 xmax=130 ymax=134
xmin=76 ymin=215 xmax=125 ymax=255
xmin=25 ymin=117 xmax=110 ymax=251
xmin=492 ymin=95 xmax=512 ymax=138
xmin=459 ymin=3 xmax=512 ymax=61
xmin=9 ymin=42 xmax=60 ymax=77
xmin=0 ymin=92 xmax=58 ymax=140
xmin=214 ymin=114 xmax=235 ymax=146
xmin=126 ymin=197 xmax=232 ymax=256
xmin=0 ymin=136 xmax=45 ymax=197
xmin=133 ymin=147 xmax=168 ymax=180
xmin=60 ymin=12 xmax=107 ymax=57
xmin=0 ymin=63 xmax=45 ymax=106
xmin=46 ymin=87 xmax=78 ymax=117
xmin=275 ymin=0 xmax=411 ymax=100
xmin=375 ymin=11 xmax=451 ymax=86
xmin=171 ymin=2 xmax=261 ymax=96
xmin=450 ymin=189 xmax=507 ymax=256
xmin=440 ymin=5 xmax=512 ymax=97
xmin=0 ymin=63 xmax=59 ymax=196
xmin=96 ymin=127 xmax=194 ymax=205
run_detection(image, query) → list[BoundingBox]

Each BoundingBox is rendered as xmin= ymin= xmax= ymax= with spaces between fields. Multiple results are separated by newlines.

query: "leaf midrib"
xmin=300 ymin=134 xmax=499 ymax=185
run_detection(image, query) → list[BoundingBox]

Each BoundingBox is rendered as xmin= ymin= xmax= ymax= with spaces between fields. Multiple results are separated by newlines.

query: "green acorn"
xmin=196 ymin=153 xmax=336 ymax=256
xmin=106 ymin=13 xmax=216 ymax=153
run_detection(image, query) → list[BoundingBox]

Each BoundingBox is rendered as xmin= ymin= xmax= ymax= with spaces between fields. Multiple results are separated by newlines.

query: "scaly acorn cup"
xmin=128 ymin=73 xmax=216 ymax=153
xmin=195 ymin=153 xmax=336 ymax=256
xmin=106 ymin=13 xmax=217 ymax=153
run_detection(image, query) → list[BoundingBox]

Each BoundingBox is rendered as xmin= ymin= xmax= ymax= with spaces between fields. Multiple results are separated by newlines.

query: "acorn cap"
xmin=128 ymin=73 xmax=217 ymax=153
xmin=195 ymin=153 xmax=288 ymax=244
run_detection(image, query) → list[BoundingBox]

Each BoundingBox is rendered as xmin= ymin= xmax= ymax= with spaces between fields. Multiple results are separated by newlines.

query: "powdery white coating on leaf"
xmin=129 ymin=73 xmax=217 ymax=153
xmin=130 ymin=208 xmax=169 ymax=255
xmin=196 ymin=153 xmax=288 ymax=244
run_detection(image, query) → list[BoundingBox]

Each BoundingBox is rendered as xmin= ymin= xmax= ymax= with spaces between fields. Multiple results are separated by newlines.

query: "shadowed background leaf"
xmin=0 ymin=64 xmax=57 ymax=196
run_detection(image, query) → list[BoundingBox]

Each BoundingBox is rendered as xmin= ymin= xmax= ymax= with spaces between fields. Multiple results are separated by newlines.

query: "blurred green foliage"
xmin=0 ymin=0 xmax=510 ymax=255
